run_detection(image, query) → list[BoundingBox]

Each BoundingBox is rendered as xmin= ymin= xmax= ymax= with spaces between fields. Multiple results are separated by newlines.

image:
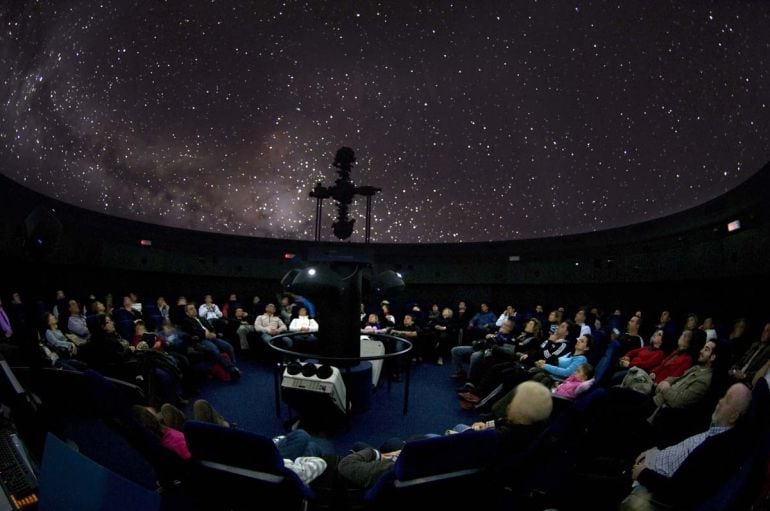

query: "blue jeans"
xmin=449 ymin=423 xmax=472 ymax=433
xmin=198 ymin=338 xmax=236 ymax=368
xmin=275 ymin=429 xmax=323 ymax=459
xmin=467 ymin=350 xmax=485 ymax=380
xmin=451 ymin=345 xmax=474 ymax=372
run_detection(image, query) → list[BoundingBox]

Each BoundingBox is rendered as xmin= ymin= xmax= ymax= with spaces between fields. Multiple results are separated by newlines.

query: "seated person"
xmin=253 ymin=303 xmax=288 ymax=350
xmin=132 ymin=320 xmax=165 ymax=351
xmin=42 ymin=312 xmax=78 ymax=358
xmin=509 ymin=318 xmax=545 ymax=358
xmin=361 ymin=313 xmax=389 ymax=335
xmin=532 ymin=333 xmax=592 ymax=386
xmin=455 ymin=318 xmax=544 ymax=397
xmin=198 ymin=294 xmax=225 ymax=331
xmin=728 ymin=322 xmax=770 ymax=387
xmin=380 ymin=302 xmax=396 ymax=327
xmin=229 ymin=307 xmax=255 ymax=351
xmin=157 ymin=321 xmax=185 ymax=353
xmin=467 ymin=303 xmax=497 ymax=338
xmin=338 ymin=381 xmax=553 ymax=489
xmin=611 ymin=329 xmax=666 ymax=385
xmin=471 ymin=334 xmax=591 ymax=414
xmin=648 ymin=340 xmax=718 ymax=422
xmin=622 ymin=330 xmax=666 ymax=371
xmin=518 ymin=320 xmax=578 ymax=368
xmin=385 ymin=314 xmax=420 ymax=381
xmin=429 ymin=307 xmax=458 ymax=366
xmin=133 ymin=400 xmax=328 ymax=484
xmin=620 ymin=383 xmax=753 ymax=510
xmin=180 ymin=303 xmax=241 ymax=380
xmin=648 ymin=330 xmax=694 ymax=384
xmin=288 ymin=307 xmax=319 ymax=349
xmin=66 ymin=299 xmax=91 ymax=343
xmin=120 ymin=295 xmax=143 ymax=321
xmin=553 ymin=363 xmax=594 ymax=400
xmin=450 ymin=319 xmax=515 ymax=381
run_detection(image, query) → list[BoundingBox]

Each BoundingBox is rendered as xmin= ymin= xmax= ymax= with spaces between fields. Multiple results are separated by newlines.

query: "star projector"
xmin=280 ymin=263 xmax=404 ymax=363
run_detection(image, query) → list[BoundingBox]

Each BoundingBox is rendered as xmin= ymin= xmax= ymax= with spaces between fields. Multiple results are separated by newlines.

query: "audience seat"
xmin=696 ymin=431 xmax=770 ymax=511
xmin=498 ymin=387 xmax=617 ymax=510
xmin=364 ymin=428 xmax=500 ymax=509
xmin=142 ymin=304 xmax=163 ymax=330
xmin=80 ymin=370 xmax=190 ymax=489
xmin=183 ymin=420 xmax=315 ymax=511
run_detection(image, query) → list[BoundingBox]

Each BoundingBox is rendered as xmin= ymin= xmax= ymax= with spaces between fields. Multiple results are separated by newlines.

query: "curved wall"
xmin=2 ymin=163 xmax=768 ymax=279
xmin=0 ymin=163 xmax=768 ymax=321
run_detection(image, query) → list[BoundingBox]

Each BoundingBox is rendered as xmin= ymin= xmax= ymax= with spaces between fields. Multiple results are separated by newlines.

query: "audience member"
xmin=251 ymin=295 xmax=266 ymax=318
xmin=156 ymin=296 xmax=170 ymax=321
xmin=430 ymin=307 xmax=458 ymax=366
xmin=621 ymin=383 xmax=753 ymax=510
xmin=495 ymin=305 xmax=517 ymax=328
xmin=726 ymin=317 xmax=751 ymax=365
xmin=198 ymin=294 xmax=225 ymax=330
xmin=611 ymin=329 xmax=666 ymax=384
xmin=648 ymin=330 xmax=694 ymax=384
xmin=553 ymin=363 xmax=595 ymax=400
xmin=380 ymin=301 xmax=396 ymax=327
xmin=220 ymin=293 xmax=240 ymax=319
xmin=655 ymin=310 xmax=678 ymax=351
xmin=728 ymin=322 xmax=770 ymax=387
xmin=546 ymin=309 xmax=563 ymax=336
xmin=699 ymin=317 xmax=718 ymax=342
xmin=387 ymin=314 xmax=418 ymax=380
xmin=134 ymin=400 xmax=328 ymax=483
xmin=254 ymin=303 xmax=288 ymax=350
xmin=450 ymin=319 xmax=515 ymax=381
xmin=288 ymin=306 xmax=319 ymax=350
xmin=574 ymin=307 xmax=592 ymax=337
xmin=180 ymin=303 xmax=240 ymax=380
xmin=338 ymin=381 xmax=553 ymax=490
xmin=467 ymin=302 xmax=496 ymax=338
xmin=121 ymin=295 xmax=143 ymax=321
xmin=230 ymin=307 xmax=255 ymax=351
xmin=532 ymin=333 xmax=592 ymax=386
xmin=42 ymin=312 xmax=77 ymax=358
xmin=519 ymin=320 xmax=577 ymax=368
xmin=66 ymin=299 xmax=91 ymax=342
xmin=279 ymin=295 xmax=296 ymax=326
xmin=647 ymin=340 xmax=718 ymax=422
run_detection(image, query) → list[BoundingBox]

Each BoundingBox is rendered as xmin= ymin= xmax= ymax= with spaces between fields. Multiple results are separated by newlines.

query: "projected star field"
xmin=1 ymin=1 xmax=769 ymax=243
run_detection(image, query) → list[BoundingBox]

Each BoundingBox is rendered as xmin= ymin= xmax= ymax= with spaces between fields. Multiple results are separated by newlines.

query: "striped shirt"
xmin=283 ymin=457 xmax=327 ymax=484
xmin=644 ymin=425 xmax=731 ymax=477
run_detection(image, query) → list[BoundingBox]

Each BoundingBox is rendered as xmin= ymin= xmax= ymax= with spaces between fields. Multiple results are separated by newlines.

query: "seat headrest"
xmin=394 ymin=429 xmax=499 ymax=481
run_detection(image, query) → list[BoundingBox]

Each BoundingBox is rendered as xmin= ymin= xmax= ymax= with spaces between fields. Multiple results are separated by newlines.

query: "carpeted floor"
xmin=192 ymin=355 xmax=477 ymax=454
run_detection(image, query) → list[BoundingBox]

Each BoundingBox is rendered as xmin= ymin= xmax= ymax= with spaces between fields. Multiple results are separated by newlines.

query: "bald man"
xmin=466 ymin=380 xmax=553 ymax=432
xmin=621 ymin=383 xmax=753 ymax=510
xmin=339 ymin=381 xmax=553 ymax=490
xmin=462 ymin=381 xmax=553 ymax=490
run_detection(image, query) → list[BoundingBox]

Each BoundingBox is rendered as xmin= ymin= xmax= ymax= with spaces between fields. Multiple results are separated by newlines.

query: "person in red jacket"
xmin=649 ymin=330 xmax=694 ymax=384
xmin=610 ymin=329 xmax=667 ymax=385
xmin=623 ymin=329 xmax=666 ymax=371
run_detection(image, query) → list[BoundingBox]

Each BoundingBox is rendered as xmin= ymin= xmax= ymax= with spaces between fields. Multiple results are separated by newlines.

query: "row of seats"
xmin=11 ymin=360 xmax=770 ymax=510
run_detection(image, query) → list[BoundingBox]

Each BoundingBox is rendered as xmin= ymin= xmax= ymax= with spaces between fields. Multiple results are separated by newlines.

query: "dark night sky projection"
xmin=1 ymin=1 xmax=769 ymax=243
